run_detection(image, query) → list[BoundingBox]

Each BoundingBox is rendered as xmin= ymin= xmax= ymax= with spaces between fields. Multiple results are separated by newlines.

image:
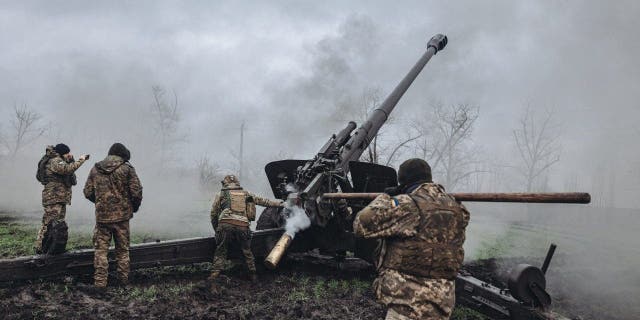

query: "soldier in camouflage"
xmin=353 ymin=158 xmax=470 ymax=320
xmin=34 ymin=143 xmax=89 ymax=254
xmin=209 ymin=175 xmax=282 ymax=284
xmin=83 ymin=143 xmax=143 ymax=288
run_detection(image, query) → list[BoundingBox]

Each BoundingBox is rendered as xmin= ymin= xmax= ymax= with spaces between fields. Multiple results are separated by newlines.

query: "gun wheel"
xmin=256 ymin=207 xmax=285 ymax=230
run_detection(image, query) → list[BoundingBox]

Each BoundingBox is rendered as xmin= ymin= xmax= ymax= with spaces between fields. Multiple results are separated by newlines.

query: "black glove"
xmin=384 ymin=185 xmax=403 ymax=196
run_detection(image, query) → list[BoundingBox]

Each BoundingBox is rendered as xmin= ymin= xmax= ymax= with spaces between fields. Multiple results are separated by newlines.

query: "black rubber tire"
xmin=256 ymin=207 xmax=285 ymax=230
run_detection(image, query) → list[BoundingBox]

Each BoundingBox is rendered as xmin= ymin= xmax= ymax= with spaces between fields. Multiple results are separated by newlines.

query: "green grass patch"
xmin=0 ymin=218 xmax=183 ymax=258
xmin=287 ymin=287 xmax=310 ymax=302
xmin=326 ymin=279 xmax=340 ymax=291
xmin=126 ymin=285 xmax=160 ymax=302
xmin=312 ymin=279 xmax=326 ymax=299
xmin=473 ymin=223 xmax=554 ymax=260
xmin=474 ymin=228 xmax=518 ymax=260
xmin=349 ymin=278 xmax=371 ymax=294
xmin=166 ymin=282 xmax=195 ymax=296
xmin=0 ymin=222 xmax=39 ymax=257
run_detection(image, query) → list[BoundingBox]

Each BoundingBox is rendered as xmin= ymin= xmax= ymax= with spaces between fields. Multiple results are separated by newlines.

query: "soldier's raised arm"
xmin=50 ymin=157 xmax=86 ymax=175
xmin=210 ymin=193 xmax=222 ymax=230
xmin=353 ymin=193 xmax=420 ymax=239
xmin=248 ymin=193 xmax=283 ymax=208
xmin=127 ymin=165 xmax=143 ymax=212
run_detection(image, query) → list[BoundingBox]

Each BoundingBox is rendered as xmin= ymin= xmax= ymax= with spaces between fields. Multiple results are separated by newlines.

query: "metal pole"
xmin=541 ymin=243 xmax=557 ymax=274
xmin=239 ymin=121 xmax=245 ymax=181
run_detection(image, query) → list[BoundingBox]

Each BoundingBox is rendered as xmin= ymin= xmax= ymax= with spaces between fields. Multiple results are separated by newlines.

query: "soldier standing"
xmin=353 ymin=158 xmax=470 ymax=320
xmin=83 ymin=143 xmax=142 ymax=288
xmin=209 ymin=175 xmax=282 ymax=285
xmin=34 ymin=143 xmax=89 ymax=254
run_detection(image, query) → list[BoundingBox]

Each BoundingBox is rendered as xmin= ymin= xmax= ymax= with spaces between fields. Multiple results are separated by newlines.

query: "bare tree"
xmin=150 ymin=86 xmax=185 ymax=167
xmin=197 ymin=156 xmax=222 ymax=193
xmin=412 ymin=103 xmax=483 ymax=191
xmin=512 ymin=106 xmax=561 ymax=192
xmin=356 ymin=87 xmax=384 ymax=164
xmin=0 ymin=104 xmax=48 ymax=159
xmin=335 ymin=86 xmax=420 ymax=165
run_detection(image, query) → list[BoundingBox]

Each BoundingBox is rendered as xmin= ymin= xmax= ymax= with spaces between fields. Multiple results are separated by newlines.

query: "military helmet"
xmin=222 ymin=174 xmax=240 ymax=187
xmin=398 ymin=158 xmax=432 ymax=185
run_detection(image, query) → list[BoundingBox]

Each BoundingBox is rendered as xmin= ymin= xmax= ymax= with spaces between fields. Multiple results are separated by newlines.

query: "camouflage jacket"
xmin=83 ymin=155 xmax=143 ymax=223
xmin=210 ymin=185 xmax=282 ymax=229
xmin=42 ymin=150 xmax=85 ymax=206
xmin=353 ymin=183 xmax=469 ymax=318
xmin=353 ymin=183 xmax=469 ymax=279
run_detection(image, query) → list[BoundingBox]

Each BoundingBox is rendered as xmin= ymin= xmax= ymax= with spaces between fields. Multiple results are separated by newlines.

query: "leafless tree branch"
xmin=2 ymin=104 xmax=48 ymax=158
xmin=512 ymin=106 xmax=562 ymax=191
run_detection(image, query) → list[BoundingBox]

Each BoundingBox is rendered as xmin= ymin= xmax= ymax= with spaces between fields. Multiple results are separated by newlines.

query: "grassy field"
xmin=0 ymin=219 xmax=177 ymax=258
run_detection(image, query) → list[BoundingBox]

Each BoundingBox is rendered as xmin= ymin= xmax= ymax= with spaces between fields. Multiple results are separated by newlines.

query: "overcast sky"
xmin=1 ymin=0 xmax=639 ymax=206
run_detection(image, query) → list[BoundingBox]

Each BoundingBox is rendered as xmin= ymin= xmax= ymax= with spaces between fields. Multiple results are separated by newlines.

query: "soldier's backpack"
xmin=36 ymin=153 xmax=52 ymax=185
xmin=36 ymin=146 xmax=53 ymax=185
xmin=41 ymin=220 xmax=68 ymax=255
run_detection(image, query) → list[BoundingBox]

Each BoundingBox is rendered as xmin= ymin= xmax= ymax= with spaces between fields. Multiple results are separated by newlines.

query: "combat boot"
xmin=77 ymin=282 xmax=107 ymax=297
xmin=114 ymin=277 xmax=131 ymax=289
xmin=208 ymin=271 xmax=220 ymax=281
xmin=207 ymin=271 xmax=221 ymax=293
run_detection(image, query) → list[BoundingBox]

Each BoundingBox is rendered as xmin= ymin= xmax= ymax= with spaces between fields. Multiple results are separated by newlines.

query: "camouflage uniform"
xmin=210 ymin=175 xmax=282 ymax=279
xmin=34 ymin=147 xmax=85 ymax=253
xmin=353 ymin=183 xmax=470 ymax=320
xmin=84 ymin=154 xmax=143 ymax=287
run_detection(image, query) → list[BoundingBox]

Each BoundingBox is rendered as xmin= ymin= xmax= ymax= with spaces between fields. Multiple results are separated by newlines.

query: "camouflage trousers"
xmin=34 ymin=204 xmax=66 ymax=252
xmin=375 ymin=268 xmax=455 ymax=320
xmin=211 ymin=223 xmax=256 ymax=276
xmin=93 ymin=220 xmax=130 ymax=287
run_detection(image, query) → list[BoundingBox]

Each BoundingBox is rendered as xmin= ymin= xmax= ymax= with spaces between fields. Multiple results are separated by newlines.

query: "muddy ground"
xmin=1 ymin=210 xmax=637 ymax=320
xmin=0 ymin=254 xmax=394 ymax=320
xmin=1 ymin=255 xmax=635 ymax=320
xmin=1 ymin=256 xmax=638 ymax=319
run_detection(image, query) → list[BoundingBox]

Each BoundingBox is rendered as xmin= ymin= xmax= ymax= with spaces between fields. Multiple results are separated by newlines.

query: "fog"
xmin=0 ymin=1 xmax=639 ymax=317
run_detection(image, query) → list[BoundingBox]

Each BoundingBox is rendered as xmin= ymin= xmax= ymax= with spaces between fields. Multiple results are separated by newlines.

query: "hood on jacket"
xmin=108 ymin=143 xmax=131 ymax=162
xmin=96 ymin=155 xmax=125 ymax=174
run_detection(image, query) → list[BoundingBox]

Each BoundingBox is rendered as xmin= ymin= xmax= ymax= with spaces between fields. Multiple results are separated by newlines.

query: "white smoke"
xmin=283 ymin=183 xmax=311 ymax=239
xmin=285 ymin=184 xmax=297 ymax=193
xmin=284 ymin=204 xmax=311 ymax=239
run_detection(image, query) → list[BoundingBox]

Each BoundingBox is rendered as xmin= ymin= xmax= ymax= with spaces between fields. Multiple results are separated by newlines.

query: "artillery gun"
xmin=0 ymin=34 xmax=590 ymax=320
xmin=256 ymin=34 xmax=589 ymax=319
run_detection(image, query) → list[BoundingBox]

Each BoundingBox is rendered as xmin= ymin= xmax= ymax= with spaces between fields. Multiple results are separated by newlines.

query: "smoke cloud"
xmin=0 ymin=2 xmax=638 ymax=318
xmin=283 ymin=204 xmax=311 ymax=239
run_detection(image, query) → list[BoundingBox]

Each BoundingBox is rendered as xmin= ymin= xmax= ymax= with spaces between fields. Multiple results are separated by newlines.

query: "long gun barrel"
xmin=300 ymin=34 xmax=448 ymax=198
xmin=337 ymin=34 xmax=447 ymax=172
xmin=265 ymin=34 xmax=449 ymax=270
xmin=322 ymin=192 xmax=591 ymax=204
